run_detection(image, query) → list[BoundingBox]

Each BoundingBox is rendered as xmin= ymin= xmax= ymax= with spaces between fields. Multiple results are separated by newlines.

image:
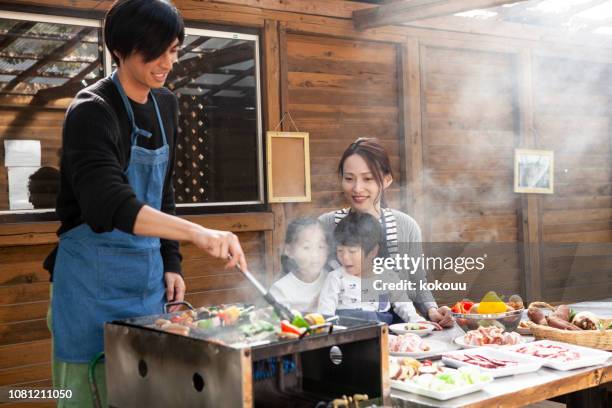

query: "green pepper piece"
xmin=292 ymin=315 xmax=309 ymax=329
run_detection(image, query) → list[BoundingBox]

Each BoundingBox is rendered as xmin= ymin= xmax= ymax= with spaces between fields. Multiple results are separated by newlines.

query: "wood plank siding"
xmin=1 ymin=0 xmax=611 ymax=392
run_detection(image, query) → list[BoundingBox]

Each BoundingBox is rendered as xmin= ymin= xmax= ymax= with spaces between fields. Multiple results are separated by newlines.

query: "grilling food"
xmin=154 ymin=319 xmax=191 ymax=336
xmin=462 ymin=326 xmax=522 ymax=346
xmin=389 ymin=333 xmax=430 ymax=353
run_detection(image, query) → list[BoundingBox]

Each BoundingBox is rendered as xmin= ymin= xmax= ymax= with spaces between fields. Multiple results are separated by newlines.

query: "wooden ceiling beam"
xmin=204 ymin=66 xmax=255 ymax=98
xmin=353 ymin=0 xmax=528 ymax=30
xmin=1 ymin=27 xmax=95 ymax=93
xmin=168 ymin=43 xmax=253 ymax=91
xmin=0 ymin=21 xmax=36 ymax=52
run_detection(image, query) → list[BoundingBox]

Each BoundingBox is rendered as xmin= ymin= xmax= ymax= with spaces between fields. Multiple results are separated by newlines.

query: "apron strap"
xmin=111 ymin=70 xmax=167 ymax=147
xmin=333 ymin=207 xmax=399 ymax=256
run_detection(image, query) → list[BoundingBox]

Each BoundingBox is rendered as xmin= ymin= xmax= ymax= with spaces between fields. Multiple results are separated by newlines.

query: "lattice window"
xmin=169 ymin=29 xmax=262 ymax=206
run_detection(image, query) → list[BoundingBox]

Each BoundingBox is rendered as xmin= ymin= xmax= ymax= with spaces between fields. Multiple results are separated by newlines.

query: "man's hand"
xmin=165 ymin=272 xmax=186 ymax=312
xmin=132 ymin=206 xmax=248 ymax=270
xmin=428 ymin=306 xmax=454 ymax=328
xmin=190 ymin=226 xmax=247 ymax=271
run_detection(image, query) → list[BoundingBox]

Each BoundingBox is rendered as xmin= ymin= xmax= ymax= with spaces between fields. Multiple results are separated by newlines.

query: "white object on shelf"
xmin=7 ymin=166 xmax=38 ymax=210
xmin=4 ymin=140 xmax=41 ymax=167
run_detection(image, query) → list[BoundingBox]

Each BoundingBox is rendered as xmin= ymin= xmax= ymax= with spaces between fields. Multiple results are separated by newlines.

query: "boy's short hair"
xmin=104 ymin=0 xmax=185 ymax=66
xmin=333 ymin=212 xmax=383 ymax=255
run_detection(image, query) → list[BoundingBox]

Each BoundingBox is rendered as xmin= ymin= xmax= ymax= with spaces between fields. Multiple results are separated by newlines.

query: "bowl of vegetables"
xmin=451 ymin=292 xmax=524 ymax=333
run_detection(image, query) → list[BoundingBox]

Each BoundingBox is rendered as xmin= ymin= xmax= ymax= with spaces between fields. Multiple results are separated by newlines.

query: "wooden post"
xmin=263 ymin=19 xmax=285 ymax=279
xmin=401 ymin=39 xmax=427 ymax=239
xmin=518 ymin=48 xmax=542 ymax=303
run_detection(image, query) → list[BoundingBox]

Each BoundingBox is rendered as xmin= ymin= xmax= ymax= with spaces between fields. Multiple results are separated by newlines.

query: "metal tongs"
xmin=233 ymin=260 xmax=296 ymax=322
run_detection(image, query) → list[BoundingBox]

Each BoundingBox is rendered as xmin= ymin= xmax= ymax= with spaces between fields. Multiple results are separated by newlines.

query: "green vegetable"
xmin=197 ymin=319 xmax=214 ymax=329
xmin=436 ymin=373 xmax=455 ymax=385
xmin=291 ymin=314 xmax=310 ymax=329
xmin=239 ymin=320 xmax=276 ymax=336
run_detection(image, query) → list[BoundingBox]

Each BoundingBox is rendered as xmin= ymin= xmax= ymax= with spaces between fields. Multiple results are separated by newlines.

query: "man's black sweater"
xmin=44 ymin=77 xmax=182 ymax=279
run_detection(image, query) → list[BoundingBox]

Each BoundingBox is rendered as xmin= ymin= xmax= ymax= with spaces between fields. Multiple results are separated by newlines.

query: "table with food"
xmin=389 ymin=292 xmax=612 ymax=407
xmin=101 ymin=288 xmax=611 ymax=407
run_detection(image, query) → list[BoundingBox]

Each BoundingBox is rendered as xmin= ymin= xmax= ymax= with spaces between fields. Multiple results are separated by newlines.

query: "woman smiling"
xmin=319 ymin=137 xmax=453 ymax=328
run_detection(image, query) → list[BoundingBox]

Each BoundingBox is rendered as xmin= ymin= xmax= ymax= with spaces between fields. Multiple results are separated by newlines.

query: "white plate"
xmin=442 ymin=348 xmax=542 ymax=378
xmin=503 ymin=340 xmax=612 ymax=371
xmin=390 ymin=339 xmax=453 ymax=359
xmin=454 ymin=335 xmax=534 ymax=349
xmin=389 ymin=323 xmax=435 ymax=336
xmin=390 ymin=369 xmax=493 ymax=400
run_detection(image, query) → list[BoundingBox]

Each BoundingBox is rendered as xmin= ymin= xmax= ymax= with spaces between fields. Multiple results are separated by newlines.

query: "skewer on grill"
xmin=231 ymin=257 xmax=296 ymax=322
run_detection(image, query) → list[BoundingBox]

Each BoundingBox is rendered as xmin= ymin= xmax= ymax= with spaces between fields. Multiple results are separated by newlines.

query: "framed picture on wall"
xmin=266 ymin=131 xmax=311 ymax=203
xmin=514 ymin=149 xmax=554 ymax=194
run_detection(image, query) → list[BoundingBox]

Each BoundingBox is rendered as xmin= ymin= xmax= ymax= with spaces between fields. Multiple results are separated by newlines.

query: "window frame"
xmin=174 ymin=27 xmax=265 ymax=208
xmin=0 ymin=11 xmax=266 ymax=218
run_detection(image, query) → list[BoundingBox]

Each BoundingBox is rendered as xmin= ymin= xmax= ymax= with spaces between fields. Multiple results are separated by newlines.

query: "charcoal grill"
xmin=104 ymin=311 xmax=390 ymax=407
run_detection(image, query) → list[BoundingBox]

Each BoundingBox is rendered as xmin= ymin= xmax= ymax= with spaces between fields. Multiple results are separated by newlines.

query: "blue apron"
xmin=52 ymin=71 xmax=169 ymax=363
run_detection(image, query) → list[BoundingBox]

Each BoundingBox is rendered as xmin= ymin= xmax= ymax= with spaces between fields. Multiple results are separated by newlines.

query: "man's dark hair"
xmin=334 ymin=212 xmax=383 ymax=256
xmin=104 ymin=0 xmax=185 ymax=66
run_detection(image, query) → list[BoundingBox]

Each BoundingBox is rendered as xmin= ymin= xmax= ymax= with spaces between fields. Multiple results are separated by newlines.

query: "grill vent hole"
xmin=193 ymin=372 xmax=205 ymax=392
xmin=138 ymin=360 xmax=148 ymax=378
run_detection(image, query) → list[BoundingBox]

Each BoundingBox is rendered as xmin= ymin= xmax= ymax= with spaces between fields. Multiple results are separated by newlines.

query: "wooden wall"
xmin=0 ymin=107 xmax=64 ymax=209
xmin=281 ymin=33 xmax=402 ymax=219
xmin=2 ymin=0 xmax=612 ymax=398
xmin=418 ymin=46 xmax=522 ymax=305
xmin=0 ymin=215 xmax=272 ymax=404
xmin=534 ymin=55 xmax=612 ymax=303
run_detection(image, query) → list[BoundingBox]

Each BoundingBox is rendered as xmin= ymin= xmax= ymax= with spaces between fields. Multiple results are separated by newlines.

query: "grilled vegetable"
xmin=304 ymin=313 xmax=325 ymax=326
xmin=218 ymin=306 xmax=241 ymax=325
xmin=291 ymin=314 xmax=310 ymax=329
xmin=196 ymin=317 xmax=221 ymax=330
xmin=280 ymin=320 xmax=305 ymax=336
xmin=239 ymin=320 xmax=275 ymax=336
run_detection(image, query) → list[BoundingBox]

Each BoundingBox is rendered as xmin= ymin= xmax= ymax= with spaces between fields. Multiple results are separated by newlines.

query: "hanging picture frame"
xmin=266 ymin=130 xmax=311 ymax=203
xmin=514 ymin=148 xmax=554 ymax=194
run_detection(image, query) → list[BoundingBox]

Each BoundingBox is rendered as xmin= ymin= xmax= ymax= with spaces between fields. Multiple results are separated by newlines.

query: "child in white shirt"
xmin=268 ymin=218 xmax=330 ymax=313
xmin=318 ymin=212 xmax=424 ymax=324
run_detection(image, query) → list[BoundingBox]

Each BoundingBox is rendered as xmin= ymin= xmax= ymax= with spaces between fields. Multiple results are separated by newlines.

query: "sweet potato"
xmin=551 ymin=304 xmax=572 ymax=322
xmin=546 ymin=315 xmax=582 ymax=331
xmin=528 ymin=306 xmax=547 ymax=325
